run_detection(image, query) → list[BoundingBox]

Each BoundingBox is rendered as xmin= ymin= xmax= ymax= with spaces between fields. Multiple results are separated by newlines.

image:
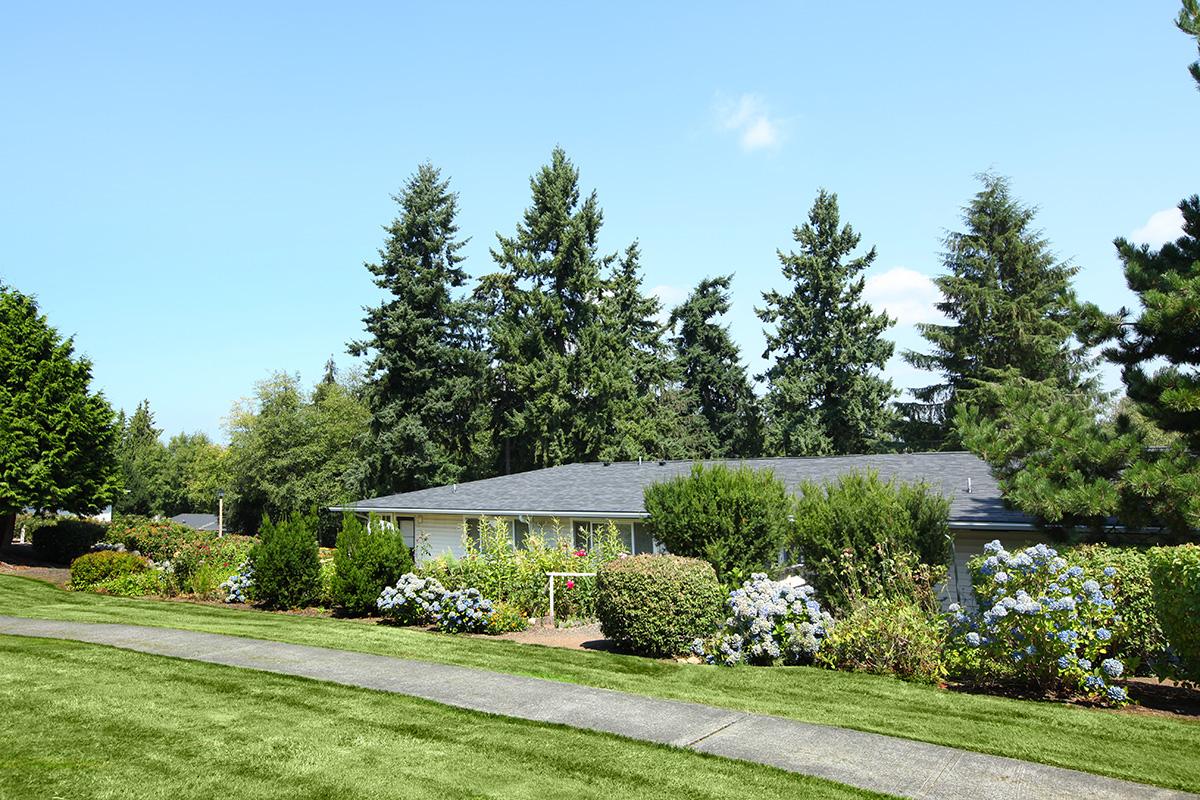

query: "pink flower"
xmin=573 ymin=549 xmax=587 ymax=558
xmin=566 ymin=579 xmax=575 ymax=590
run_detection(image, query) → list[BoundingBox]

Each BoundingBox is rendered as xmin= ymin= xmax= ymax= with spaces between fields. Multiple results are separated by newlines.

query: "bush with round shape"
xmin=331 ymin=513 xmax=413 ymax=616
xmin=70 ymin=550 xmax=149 ymax=589
xmin=250 ymin=512 xmax=321 ymax=609
xmin=692 ymin=574 xmax=834 ymax=666
xmin=950 ymin=540 xmax=1128 ymax=704
xmin=816 ymin=596 xmax=946 ymax=683
xmin=643 ymin=464 xmax=791 ymax=585
xmin=487 ymin=601 xmax=529 ymax=633
xmin=1147 ymin=544 xmax=1200 ymax=684
xmin=31 ymin=519 xmax=107 ymax=563
xmin=377 ymin=573 xmax=448 ymax=625
xmin=437 ymin=587 xmax=495 ymax=633
xmin=1065 ymin=544 xmax=1168 ymax=675
xmin=597 ymin=554 xmax=724 ymax=657
xmin=92 ymin=570 xmax=166 ymax=597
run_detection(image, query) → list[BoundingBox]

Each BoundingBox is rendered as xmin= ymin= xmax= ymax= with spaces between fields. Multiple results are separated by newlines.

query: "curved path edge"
xmin=0 ymin=615 xmax=1191 ymax=800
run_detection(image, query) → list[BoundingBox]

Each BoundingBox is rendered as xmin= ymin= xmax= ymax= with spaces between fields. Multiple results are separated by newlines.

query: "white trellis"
xmin=545 ymin=571 xmax=596 ymax=626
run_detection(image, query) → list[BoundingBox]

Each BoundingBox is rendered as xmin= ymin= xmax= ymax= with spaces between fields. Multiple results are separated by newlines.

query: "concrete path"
xmin=0 ymin=615 xmax=1192 ymax=800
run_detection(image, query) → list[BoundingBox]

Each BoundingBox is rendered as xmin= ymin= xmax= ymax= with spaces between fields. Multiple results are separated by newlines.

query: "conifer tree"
xmin=669 ymin=275 xmax=761 ymax=457
xmin=0 ymin=285 xmax=119 ymax=546
xmin=1180 ymin=0 xmax=1200 ymax=90
xmin=901 ymin=175 xmax=1094 ymax=449
xmin=481 ymin=148 xmax=611 ymax=472
xmin=115 ymin=399 xmax=168 ymax=515
xmin=757 ymin=190 xmax=896 ymax=456
xmin=349 ymin=163 xmax=493 ymax=495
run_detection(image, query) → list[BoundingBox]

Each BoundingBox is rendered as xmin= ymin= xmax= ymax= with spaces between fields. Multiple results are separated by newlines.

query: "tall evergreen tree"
xmin=480 ymin=148 xmax=611 ymax=472
xmin=349 ymin=163 xmax=493 ymax=495
xmin=757 ymin=190 xmax=896 ymax=456
xmin=115 ymin=399 xmax=168 ymax=516
xmin=1180 ymin=0 xmax=1200 ymax=90
xmin=1 ymin=285 xmax=119 ymax=546
xmin=1084 ymin=196 xmax=1200 ymax=449
xmin=669 ymin=275 xmax=761 ymax=457
xmin=901 ymin=174 xmax=1094 ymax=449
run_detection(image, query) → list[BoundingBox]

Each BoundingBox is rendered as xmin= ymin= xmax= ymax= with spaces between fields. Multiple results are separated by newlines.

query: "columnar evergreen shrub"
xmin=691 ymin=574 xmax=834 ymax=666
xmin=596 ymin=555 xmax=724 ymax=657
xmin=31 ymin=519 xmax=107 ymax=563
xmin=789 ymin=471 xmax=949 ymax=612
xmin=816 ymin=597 xmax=946 ymax=683
xmin=331 ymin=513 xmax=413 ymax=615
xmin=1147 ymin=544 xmax=1200 ymax=683
xmin=69 ymin=550 xmax=149 ymax=589
xmin=951 ymin=540 xmax=1128 ymax=704
xmin=643 ymin=464 xmax=791 ymax=585
xmin=250 ymin=512 xmax=321 ymax=609
xmin=1065 ymin=544 xmax=1169 ymax=675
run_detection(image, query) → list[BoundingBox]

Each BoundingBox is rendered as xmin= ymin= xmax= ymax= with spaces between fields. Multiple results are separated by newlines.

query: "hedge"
xmin=596 ymin=555 xmax=723 ymax=657
xmin=30 ymin=519 xmax=107 ymax=563
xmin=70 ymin=550 xmax=149 ymax=589
xmin=1147 ymin=544 xmax=1200 ymax=683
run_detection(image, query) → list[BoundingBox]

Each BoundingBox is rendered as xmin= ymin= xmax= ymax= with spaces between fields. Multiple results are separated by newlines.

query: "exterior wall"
xmin=413 ymin=514 xmax=468 ymax=563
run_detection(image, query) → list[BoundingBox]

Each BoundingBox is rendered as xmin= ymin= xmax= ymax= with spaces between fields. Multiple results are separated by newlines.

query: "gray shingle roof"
xmin=343 ymin=452 xmax=1032 ymax=529
xmin=169 ymin=513 xmax=220 ymax=531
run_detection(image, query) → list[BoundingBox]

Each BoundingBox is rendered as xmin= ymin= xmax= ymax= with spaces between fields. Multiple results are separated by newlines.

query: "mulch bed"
xmin=947 ymin=676 xmax=1200 ymax=719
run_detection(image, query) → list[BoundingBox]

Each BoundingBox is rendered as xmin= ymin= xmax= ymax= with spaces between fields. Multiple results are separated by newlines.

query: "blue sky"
xmin=4 ymin=2 xmax=1198 ymax=441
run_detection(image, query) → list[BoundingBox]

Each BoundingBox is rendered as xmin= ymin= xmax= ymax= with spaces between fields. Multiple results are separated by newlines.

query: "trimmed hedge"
xmin=31 ymin=519 xmax=107 ymax=563
xmin=331 ymin=514 xmax=413 ymax=615
xmin=1148 ymin=544 xmax=1200 ymax=683
xmin=251 ymin=512 xmax=321 ymax=609
xmin=643 ymin=464 xmax=791 ymax=585
xmin=70 ymin=550 xmax=149 ymax=589
xmin=596 ymin=555 xmax=724 ymax=657
xmin=1064 ymin=544 xmax=1168 ymax=675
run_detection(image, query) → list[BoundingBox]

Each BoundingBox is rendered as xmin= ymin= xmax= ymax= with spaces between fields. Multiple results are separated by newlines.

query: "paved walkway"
xmin=0 ymin=615 xmax=1192 ymax=800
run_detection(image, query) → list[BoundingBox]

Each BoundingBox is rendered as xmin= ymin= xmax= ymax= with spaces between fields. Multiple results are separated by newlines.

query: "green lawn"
xmin=0 ymin=635 xmax=882 ymax=800
xmin=2 ymin=574 xmax=1198 ymax=792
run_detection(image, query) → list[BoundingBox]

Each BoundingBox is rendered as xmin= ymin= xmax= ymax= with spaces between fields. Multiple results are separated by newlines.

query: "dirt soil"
xmin=0 ymin=543 xmax=70 ymax=587
xmin=492 ymin=621 xmax=620 ymax=652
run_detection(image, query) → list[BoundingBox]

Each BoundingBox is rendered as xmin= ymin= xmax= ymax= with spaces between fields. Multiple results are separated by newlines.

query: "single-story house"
xmin=169 ymin=513 xmax=221 ymax=532
xmin=334 ymin=452 xmax=1047 ymax=607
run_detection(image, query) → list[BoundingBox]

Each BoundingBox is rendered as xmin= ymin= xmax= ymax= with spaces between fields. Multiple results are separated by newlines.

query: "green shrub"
xmin=106 ymin=516 xmax=200 ymax=560
xmin=488 ymin=601 xmax=529 ymax=633
xmin=596 ymin=555 xmax=724 ymax=657
xmin=251 ymin=512 xmax=321 ymax=609
xmin=790 ymin=471 xmax=949 ymax=613
xmin=1148 ymin=544 xmax=1200 ymax=683
xmin=169 ymin=535 xmax=255 ymax=596
xmin=1064 ymin=544 xmax=1168 ymax=675
xmin=816 ymin=597 xmax=946 ymax=684
xmin=643 ymin=464 xmax=791 ymax=585
xmin=69 ymin=550 xmax=149 ymax=589
xmin=31 ymin=519 xmax=107 ymax=563
xmin=331 ymin=514 xmax=414 ymax=616
xmin=93 ymin=570 xmax=166 ymax=597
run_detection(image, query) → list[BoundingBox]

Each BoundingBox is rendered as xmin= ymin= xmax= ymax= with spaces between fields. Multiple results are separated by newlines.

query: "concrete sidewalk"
xmin=0 ymin=615 xmax=1192 ymax=800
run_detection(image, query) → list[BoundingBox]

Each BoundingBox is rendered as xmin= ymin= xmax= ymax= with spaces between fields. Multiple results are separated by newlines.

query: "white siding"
xmin=414 ymin=515 xmax=468 ymax=564
xmin=943 ymin=529 xmax=1041 ymax=610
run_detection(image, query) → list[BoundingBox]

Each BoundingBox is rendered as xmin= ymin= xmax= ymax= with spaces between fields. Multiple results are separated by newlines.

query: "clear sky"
xmin=4 ymin=2 xmax=1198 ymax=442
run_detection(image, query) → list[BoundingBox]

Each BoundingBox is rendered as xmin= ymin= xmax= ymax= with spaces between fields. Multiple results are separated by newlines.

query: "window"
xmin=465 ymin=518 xmax=481 ymax=550
xmin=513 ymin=518 xmax=531 ymax=549
xmin=633 ymin=523 xmax=653 ymax=555
xmin=396 ymin=517 xmax=416 ymax=549
xmin=573 ymin=521 xmax=650 ymax=554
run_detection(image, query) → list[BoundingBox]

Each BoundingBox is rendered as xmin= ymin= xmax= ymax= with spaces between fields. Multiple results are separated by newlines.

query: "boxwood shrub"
xmin=1148 ymin=544 xmax=1200 ymax=683
xmin=31 ymin=519 xmax=107 ymax=563
xmin=596 ymin=555 xmax=723 ymax=657
xmin=70 ymin=550 xmax=150 ymax=589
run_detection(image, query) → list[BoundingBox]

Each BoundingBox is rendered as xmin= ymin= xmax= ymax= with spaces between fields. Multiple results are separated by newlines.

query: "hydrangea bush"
xmin=692 ymin=574 xmax=834 ymax=666
xmin=220 ymin=561 xmax=254 ymax=604
xmin=377 ymin=573 xmax=447 ymax=625
xmin=437 ymin=587 xmax=496 ymax=633
xmin=951 ymin=540 xmax=1128 ymax=705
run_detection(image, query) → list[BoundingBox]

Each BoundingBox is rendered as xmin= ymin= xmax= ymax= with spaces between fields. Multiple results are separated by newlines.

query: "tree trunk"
xmin=0 ymin=512 xmax=15 ymax=551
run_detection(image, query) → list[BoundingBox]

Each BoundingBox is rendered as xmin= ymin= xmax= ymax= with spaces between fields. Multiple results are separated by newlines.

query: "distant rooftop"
xmin=342 ymin=452 xmax=1032 ymax=529
xmin=169 ymin=513 xmax=220 ymax=532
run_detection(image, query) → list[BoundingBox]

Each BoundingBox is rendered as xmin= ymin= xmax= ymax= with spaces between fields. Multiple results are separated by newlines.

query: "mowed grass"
xmin=2 ymin=574 xmax=1198 ymax=792
xmin=0 ymin=635 xmax=883 ymax=800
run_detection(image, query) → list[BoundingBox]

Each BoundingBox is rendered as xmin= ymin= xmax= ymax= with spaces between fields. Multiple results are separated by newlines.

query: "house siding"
xmin=942 ymin=528 xmax=1041 ymax=610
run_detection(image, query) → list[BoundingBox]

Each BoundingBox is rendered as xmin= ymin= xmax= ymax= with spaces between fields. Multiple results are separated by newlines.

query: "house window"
xmin=465 ymin=518 xmax=481 ymax=549
xmin=573 ymin=521 xmax=649 ymax=554
xmin=513 ymin=518 xmax=531 ymax=549
xmin=396 ymin=517 xmax=416 ymax=549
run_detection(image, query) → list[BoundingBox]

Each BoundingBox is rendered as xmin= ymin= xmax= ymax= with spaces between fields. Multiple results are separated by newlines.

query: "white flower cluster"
xmin=377 ymin=573 xmax=448 ymax=625
xmin=220 ymin=561 xmax=254 ymax=604
xmin=693 ymin=574 xmax=834 ymax=666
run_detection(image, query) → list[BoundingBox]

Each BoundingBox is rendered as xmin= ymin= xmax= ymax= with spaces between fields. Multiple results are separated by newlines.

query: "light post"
xmin=217 ymin=490 xmax=225 ymax=538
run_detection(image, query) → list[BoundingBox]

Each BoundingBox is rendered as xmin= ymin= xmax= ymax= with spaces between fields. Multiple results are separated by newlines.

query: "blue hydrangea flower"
xmin=1103 ymin=566 xmax=1117 ymax=578
xmin=1101 ymin=658 xmax=1124 ymax=678
xmin=1096 ymin=628 xmax=1112 ymax=641
xmin=1106 ymin=685 xmax=1128 ymax=703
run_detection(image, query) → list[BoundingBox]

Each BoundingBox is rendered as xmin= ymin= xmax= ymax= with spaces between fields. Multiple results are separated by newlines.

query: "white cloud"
xmin=1130 ymin=207 xmax=1184 ymax=247
xmin=863 ymin=267 xmax=944 ymax=325
xmin=714 ymin=93 xmax=782 ymax=152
